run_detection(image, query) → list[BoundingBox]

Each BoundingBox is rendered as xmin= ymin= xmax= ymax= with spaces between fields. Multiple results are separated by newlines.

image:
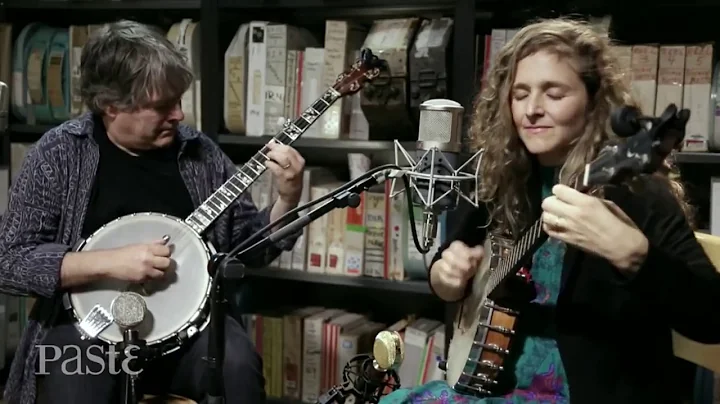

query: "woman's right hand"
xmin=431 ymin=241 xmax=484 ymax=298
xmin=105 ymin=239 xmax=173 ymax=283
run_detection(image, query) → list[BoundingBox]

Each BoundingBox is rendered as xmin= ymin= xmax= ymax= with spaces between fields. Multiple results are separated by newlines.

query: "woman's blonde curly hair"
xmin=470 ymin=17 xmax=693 ymax=237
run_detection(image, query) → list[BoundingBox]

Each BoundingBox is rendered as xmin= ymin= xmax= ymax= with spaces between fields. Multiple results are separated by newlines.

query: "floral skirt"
xmin=379 ymin=380 xmax=568 ymax=404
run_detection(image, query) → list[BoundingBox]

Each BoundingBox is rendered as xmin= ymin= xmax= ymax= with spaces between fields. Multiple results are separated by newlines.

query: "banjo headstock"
xmin=331 ymin=48 xmax=384 ymax=97
xmin=579 ymin=103 xmax=690 ymax=191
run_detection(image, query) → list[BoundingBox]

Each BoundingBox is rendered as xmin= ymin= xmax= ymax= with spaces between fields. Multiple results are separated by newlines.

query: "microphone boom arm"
xmin=234 ymin=169 xmax=399 ymax=261
xmin=204 ymin=168 xmax=405 ymax=404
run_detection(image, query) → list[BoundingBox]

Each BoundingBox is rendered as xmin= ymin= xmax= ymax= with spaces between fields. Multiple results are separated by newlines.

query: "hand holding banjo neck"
xmin=444 ymin=103 xmax=690 ymax=398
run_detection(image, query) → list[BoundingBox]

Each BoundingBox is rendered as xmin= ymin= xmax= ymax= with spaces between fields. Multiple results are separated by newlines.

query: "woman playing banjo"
xmin=382 ymin=18 xmax=720 ymax=404
xmin=0 ymin=21 xmax=305 ymax=404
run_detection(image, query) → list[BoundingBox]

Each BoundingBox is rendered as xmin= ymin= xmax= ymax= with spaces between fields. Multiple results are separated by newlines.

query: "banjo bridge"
xmin=77 ymin=304 xmax=113 ymax=340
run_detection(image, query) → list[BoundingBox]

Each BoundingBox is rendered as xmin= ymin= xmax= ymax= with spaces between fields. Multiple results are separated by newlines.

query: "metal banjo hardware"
xmin=63 ymin=49 xmax=385 ymax=355
xmin=444 ymin=103 xmax=690 ymax=397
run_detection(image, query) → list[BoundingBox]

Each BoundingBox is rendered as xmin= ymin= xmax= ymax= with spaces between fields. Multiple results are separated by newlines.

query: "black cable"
xmin=401 ymin=173 xmax=429 ymax=254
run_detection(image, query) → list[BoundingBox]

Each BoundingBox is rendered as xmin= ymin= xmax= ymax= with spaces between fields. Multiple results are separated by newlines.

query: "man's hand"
xmin=60 ymin=239 xmax=174 ymax=288
xmin=265 ymin=140 xmax=305 ymax=206
xmin=104 ymin=239 xmax=174 ymax=282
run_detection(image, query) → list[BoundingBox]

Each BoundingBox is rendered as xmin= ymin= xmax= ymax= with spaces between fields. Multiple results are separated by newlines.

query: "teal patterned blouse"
xmin=381 ymin=167 xmax=571 ymax=404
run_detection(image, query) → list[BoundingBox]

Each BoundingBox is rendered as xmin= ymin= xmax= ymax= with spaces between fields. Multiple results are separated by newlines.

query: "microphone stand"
xmin=205 ymin=254 xmax=227 ymax=404
xmin=204 ymin=172 xmax=391 ymax=404
xmin=316 ymin=385 xmax=350 ymax=404
xmin=118 ymin=328 xmax=148 ymax=404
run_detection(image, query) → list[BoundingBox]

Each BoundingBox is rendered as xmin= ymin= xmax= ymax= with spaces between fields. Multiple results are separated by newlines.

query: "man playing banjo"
xmin=0 ymin=20 xmax=305 ymax=403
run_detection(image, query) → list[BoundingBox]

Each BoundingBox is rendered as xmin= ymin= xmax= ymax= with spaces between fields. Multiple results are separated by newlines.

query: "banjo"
xmin=443 ymin=103 xmax=690 ymax=397
xmin=62 ymin=48 xmax=383 ymax=356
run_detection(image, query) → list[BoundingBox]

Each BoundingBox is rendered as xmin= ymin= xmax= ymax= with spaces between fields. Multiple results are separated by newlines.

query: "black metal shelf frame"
xmin=674 ymin=152 xmax=720 ymax=165
xmin=1 ymin=0 xmax=200 ymax=9
xmin=218 ymin=0 xmax=456 ymax=8
xmin=226 ymin=265 xmax=433 ymax=294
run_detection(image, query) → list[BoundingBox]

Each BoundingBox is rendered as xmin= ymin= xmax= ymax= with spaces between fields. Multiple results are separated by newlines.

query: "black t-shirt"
xmin=81 ymin=116 xmax=195 ymax=238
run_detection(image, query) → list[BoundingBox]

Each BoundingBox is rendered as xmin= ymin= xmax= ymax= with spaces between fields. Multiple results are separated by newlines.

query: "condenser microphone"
xmin=415 ymin=99 xmax=464 ymax=204
xmin=111 ymin=292 xmax=147 ymax=329
xmin=414 ymin=99 xmax=464 ymax=249
xmin=392 ymin=99 xmax=483 ymax=252
xmin=111 ymin=292 xmax=148 ymax=404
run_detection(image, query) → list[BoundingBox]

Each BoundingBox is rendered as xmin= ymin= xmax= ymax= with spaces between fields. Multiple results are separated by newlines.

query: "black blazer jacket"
xmin=430 ymin=174 xmax=720 ymax=404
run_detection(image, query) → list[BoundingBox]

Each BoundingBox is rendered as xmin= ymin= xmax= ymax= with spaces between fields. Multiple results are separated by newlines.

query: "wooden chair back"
xmin=672 ymin=232 xmax=720 ymax=372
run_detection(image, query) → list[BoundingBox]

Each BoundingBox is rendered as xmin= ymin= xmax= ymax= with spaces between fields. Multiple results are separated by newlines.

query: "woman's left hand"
xmin=541 ymin=184 xmax=649 ymax=273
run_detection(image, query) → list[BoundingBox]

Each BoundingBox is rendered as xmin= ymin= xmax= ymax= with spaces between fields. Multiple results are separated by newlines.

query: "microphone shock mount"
xmin=317 ymin=355 xmax=401 ymax=404
xmin=316 ymin=330 xmax=405 ymax=404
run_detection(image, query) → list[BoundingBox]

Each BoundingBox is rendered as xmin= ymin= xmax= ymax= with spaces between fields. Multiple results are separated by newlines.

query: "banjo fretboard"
xmin=486 ymin=219 xmax=547 ymax=294
xmin=184 ymin=88 xmax=341 ymax=235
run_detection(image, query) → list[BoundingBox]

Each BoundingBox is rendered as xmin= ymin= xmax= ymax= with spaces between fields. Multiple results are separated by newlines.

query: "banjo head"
xmin=68 ymin=212 xmax=212 ymax=346
xmin=446 ymin=237 xmax=498 ymax=387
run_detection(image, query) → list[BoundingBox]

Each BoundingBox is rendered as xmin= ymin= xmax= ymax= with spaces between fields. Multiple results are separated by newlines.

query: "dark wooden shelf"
xmin=267 ymin=398 xmax=303 ymax=404
xmin=8 ymin=124 xmax=53 ymax=135
xmin=218 ymin=0 xmax=454 ymax=9
xmin=2 ymin=0 xmax=200 ymax=9
xmin=675 ymin=152 xmax=720 ymax=164
xmin=219 ymin=134 xmax=413 ymax=154
xmin=225 ymin=265 xmax=433 ymax=295
xmin=7 ymin=124 xmax=51 ymax=144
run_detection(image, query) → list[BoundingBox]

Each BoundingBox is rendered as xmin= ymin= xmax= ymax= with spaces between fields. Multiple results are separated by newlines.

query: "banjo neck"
xmin=486 ymin=219 xmax=546 ymax=294
xmin=184 ymin=87 xmax=341 ymax=235
xmin=485 ymin=169 xmax=593 ymax=295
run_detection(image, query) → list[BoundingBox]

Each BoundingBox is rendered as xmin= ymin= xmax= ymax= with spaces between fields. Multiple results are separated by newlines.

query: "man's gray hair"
xmin=80 ymin=20 xmax=193 ymax=113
